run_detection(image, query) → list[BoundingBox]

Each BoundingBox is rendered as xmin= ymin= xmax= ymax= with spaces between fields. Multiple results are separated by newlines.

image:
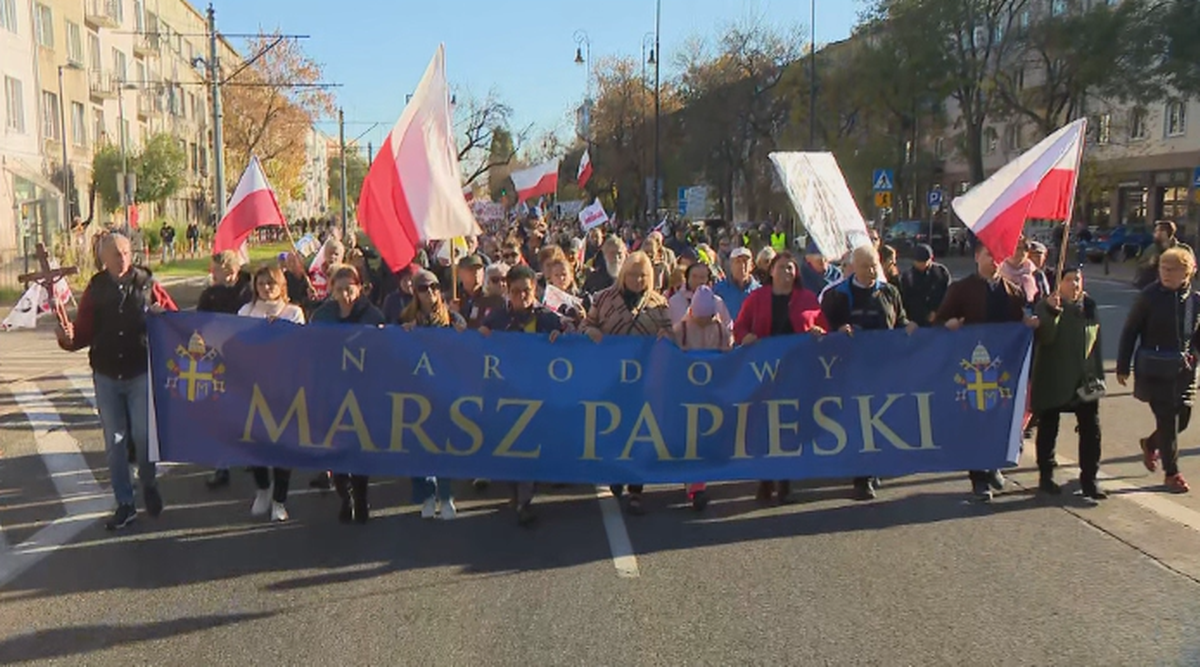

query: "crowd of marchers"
xmin=56 ymin=214 xmax=1198 ymax=532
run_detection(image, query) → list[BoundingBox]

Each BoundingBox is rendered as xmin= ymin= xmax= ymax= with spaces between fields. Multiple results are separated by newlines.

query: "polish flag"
xmin=357 ymin=45 xmax=481 ymax=272
xmin=213 ymin=156 xmax=286 ymax=254
xmin=952 ymin=118 xmax=1086 ymax=261
xmin=577 ymin=149 xmax=593 ymax=189
xmin=128 ymin=203 xmax=139 ymax=230
xmin=510 ymin=159 xmax=560 ymax=203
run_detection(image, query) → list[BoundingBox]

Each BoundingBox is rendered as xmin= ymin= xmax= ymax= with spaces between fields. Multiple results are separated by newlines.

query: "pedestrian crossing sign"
xmin=873 ymin=169 xmax=894 ymax=192
xmin=874 ymin=191 xmax=893 ymax=209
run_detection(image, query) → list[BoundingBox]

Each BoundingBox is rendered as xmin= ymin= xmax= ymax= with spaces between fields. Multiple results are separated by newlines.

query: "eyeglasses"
xmin=489 ymin=277 xmax=507 ymax=285
xmin=415 ymin=283 xmax=439 ymax=293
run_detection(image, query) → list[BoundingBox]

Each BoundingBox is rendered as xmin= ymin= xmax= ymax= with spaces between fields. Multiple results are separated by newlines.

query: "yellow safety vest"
xmin=770 ymin=232 xmax=787 ymax=252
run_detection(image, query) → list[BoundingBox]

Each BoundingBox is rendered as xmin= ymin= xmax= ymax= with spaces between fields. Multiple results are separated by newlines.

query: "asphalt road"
xmin=1 ymin=264 xmax=1199 ymax=666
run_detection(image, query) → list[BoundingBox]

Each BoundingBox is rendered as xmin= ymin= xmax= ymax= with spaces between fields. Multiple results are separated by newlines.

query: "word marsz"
xmin=149 ymin=313 xmax=1031 ymax=484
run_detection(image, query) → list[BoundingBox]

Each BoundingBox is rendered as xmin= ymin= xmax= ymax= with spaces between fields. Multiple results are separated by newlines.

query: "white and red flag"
xmin=510 ymin=159 xmax=560 ymax=203
xmin=357 ymin=45 xmax=481 ymax=271
xmin=578 ymin=197 xmax=608 ymax=231
xmin=213 ymin=156 xmax=286 ymax=254
xmin=952 ymin=118 xmax=1086 ymax=261
xmin=576 ymin=149 xmax=593 ymax=189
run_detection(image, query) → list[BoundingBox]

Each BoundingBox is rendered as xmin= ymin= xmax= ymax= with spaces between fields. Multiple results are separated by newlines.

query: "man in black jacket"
xmin=900 ymin=244 xmax=952 ymax=327
xmin=822 ymin=245 xmax=918 ymax=500
xmin=197 ymin=250 xmax=252 ymax=488
xmin=57 ymin=232 xmax=178 ymax=530
xmin=480 ymin=265 xmax=566 ymax=526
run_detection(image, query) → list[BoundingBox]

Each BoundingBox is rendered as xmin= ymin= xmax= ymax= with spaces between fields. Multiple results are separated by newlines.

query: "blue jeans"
xmin=411 ymin=477 xmax=453 ymax=504
xmin=94 ymin=372 xmax=156 ymax=507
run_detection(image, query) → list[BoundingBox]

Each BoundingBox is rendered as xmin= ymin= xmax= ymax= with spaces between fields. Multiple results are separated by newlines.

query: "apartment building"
xmin=289 ymin=126 xmax=329 ymax=221
xmin=934 ymin=0 xmax=1199 ymax=230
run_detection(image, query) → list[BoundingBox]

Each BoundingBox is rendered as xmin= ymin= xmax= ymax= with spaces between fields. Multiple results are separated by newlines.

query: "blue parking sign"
xmin=1193 ymin=166 xmax=1200 ymax=190
xmin=928 ymin=189 xmax=943 ymax=208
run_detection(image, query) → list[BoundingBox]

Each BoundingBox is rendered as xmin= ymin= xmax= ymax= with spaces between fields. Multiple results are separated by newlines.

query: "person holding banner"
xmin=584 ymin=252 xmax=675 ymax=515
xmin=481 ymin=265 xmax=568 ymax=526
xmin=1118 ymin=247 xmax=1198 ymax=495
xmin=401 ymin=270 xmax=468 ymax=520
xmin=800 ymin=241 xmax=842 ymax=295
xmin=198 ymin=250 xmax=253 ymax=490
xmin=714 ymin=247 xmax=760 ymax=321
xmin=311 ymin=265 xmax=386 ymax=523
xmin=733 ymin=251 xmax=829 ymax=504
xmin=668 ymin=262 xmax=732 ymax=331
xmin=542 ymin=253 xmax=588 ymax=330
xmin=937 ymin=241 xmax=1039 ymax=502
xmin=821 ymin=245 xmax=918 ymax=501
xmin=56 ymin=232 xmax=178 ymax=530
xmin=238 ymin=265 xmax=306 ymax=522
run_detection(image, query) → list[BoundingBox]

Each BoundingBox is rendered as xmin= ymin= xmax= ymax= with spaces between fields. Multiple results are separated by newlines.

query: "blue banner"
xmin=147 ymin=313 xmax=1031 ymax=483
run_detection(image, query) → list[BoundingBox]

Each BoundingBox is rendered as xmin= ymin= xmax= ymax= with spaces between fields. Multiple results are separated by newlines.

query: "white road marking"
xmin=1060 ymin=456 xmax=1200 ymax=533
xmin=0 ymin=382 xmax=111 ymax=588
xmin=64 ymin=368 xmax=96 ymax=409
xmin=595 ymin=486 xmax=639 ymax=578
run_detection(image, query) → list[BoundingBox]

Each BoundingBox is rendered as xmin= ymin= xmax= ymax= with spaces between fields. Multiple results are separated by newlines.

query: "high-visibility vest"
xmin=770 ymin=232 xmax=787 ymax=252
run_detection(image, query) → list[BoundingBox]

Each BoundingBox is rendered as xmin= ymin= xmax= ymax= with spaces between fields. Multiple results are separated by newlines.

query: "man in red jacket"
xmin=57 ymin=232 xmax=178 ymax=530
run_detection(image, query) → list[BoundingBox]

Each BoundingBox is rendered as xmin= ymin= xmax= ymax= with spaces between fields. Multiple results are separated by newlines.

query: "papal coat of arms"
xmin=165 ymin=331 xmax=226 ymax=402
xmin=954 ymin=342 xmax=1013 ymax=412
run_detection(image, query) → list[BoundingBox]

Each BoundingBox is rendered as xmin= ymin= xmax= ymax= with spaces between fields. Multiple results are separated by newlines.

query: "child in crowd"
xmin=672 ymin=286 xmax=733 ymax=511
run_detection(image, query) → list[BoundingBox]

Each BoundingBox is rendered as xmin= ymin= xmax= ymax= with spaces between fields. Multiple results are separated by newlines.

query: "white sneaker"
xmin=270 ymin=501 xmax=289 ymax=522
xmin=420 ymin=497 xmax=436 ymax=519
xmin=251 ymin=490 xmax=271 ymax=516
xmin=440 ymin=499 xmax=457 ymax=520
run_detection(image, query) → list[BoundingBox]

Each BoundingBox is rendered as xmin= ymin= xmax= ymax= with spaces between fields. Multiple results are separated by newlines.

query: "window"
xmin=134 ymin=62 xmax=144 ymax=89
xmin=134 ymin=0 xmax=144 ymax=32
xmin=1096 ymin=113 xmax=1112 ymax=144
xmin=66 ymin=20 xmax=82 ymax=65
xmin=112 ymin=48 xmax=127 ymax=81
xmin=34 ymin=3 xmax=52 ymax=48
xmin=1004 ymin=124 xmax=1019 ymax=151
xmin=1129 ymin=108 xmax=1149 ymax=140
xmin=1165 ymin=101 xmax=1186 ymax=137
xmin=985 ymin=127 xmax=999 ymax=154
xmin=113 ymin=0 xmax=123 ymax=23
xmin=1018 ymin=10 xmax=1031 ymax=34
xmin=0 ymin=0 xmax=17 ymax=34
xmin=992 ymin=21 xmax=1005 ymax=43
xmin=1015 ymin=67 xmax=1025 ymax=90
xmin=92 ymin=106 xmax=104 ymax=143
xmin=88 ymin=31 xmax=101 ymax=71
xmin=1051 ymin=0 xmax=1067 ymax=16
xmin=41 ymin=90 xmax=60 ymax=141
xmin=190 ymin=142 xmax=198 ymax=174
xmin=70 ymin=101 xmax=85 ymax=146
xmin=4 ymin=76 xmax=24 ymax=132
xmin=1161 ymin=186 xmax=1188 ymax=221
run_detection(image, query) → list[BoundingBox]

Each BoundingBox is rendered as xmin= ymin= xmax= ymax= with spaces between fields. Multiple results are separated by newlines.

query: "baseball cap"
xmin=730 ymin=247 xmax=753 ymax=260
xmin=913 ymin=244 xmax=933 ymax=262
xmin=413 ymin=269 xmax=440 ymax=287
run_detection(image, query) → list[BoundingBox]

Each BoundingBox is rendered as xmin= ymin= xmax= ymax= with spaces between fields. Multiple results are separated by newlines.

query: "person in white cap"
xmin=714 ymin=246 xmax=760 ymax=320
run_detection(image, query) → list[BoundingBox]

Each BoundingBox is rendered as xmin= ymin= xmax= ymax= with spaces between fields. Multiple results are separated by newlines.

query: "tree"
xmin=328 ymin=148 xmax=369 ymax=212
xmin=91 ymin=145 xmax=125 ymax=214
xmin=588 ymin=56 xmax=656 ymax=219
xmin=1153 ymin=0 xmax=1200 ymax=97
xmin=222 ymin=33 xmax=336 ymax=204
xmin=453 ymin=90 xmax=529 ymax=187
xmin=136 ymin=133 xmax=187 ymax=209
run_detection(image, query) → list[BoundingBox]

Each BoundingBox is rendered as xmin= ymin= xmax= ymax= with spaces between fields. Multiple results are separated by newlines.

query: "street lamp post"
xmin=641 ymin=32 xmax=654 ymax=218
xmin=653 ymin=0 xmax=661 ymax=217
xmin=56 ymin=63 xmax=82 ymax=245
xmin=573 ymin=30 xmax=592 ymax=146
xmin=809 ymin=0 xmax=817 ymax=150
xmin=117 ymin=82 xmax=139 ymax=230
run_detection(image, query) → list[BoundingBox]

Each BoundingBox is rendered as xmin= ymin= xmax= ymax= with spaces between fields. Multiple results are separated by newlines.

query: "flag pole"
xmin=1054 ymin=119 xmax=1088 ymax=285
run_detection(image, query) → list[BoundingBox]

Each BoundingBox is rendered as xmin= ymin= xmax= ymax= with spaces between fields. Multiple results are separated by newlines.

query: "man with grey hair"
xmin=582 ymin=235 xmax=627 ymax=295
xmin=57 ymin=232 xmax=178 ymax=530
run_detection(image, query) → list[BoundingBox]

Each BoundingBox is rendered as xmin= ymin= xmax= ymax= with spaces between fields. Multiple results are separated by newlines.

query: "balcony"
xmin=88 ymin=69 xmax=118 ymax=100
xmin=84 ymin=0 xmax=121 ymax=29
xmin=133 ymin=33 xmax=159 ymax=59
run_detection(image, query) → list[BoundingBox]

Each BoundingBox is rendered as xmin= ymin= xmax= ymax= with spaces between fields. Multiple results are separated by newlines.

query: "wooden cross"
xmin=17 ymin=243 xmax=78 ymax=329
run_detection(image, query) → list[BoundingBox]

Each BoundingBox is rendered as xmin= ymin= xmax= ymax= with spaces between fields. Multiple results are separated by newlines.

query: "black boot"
xmin=334 ymin=475 xmax=353 ymax=523
xmin=352 ymin=477 xmax=370 ymax=524
xmin=1038 ymin=471 xmax=1062 ymax=496
xmin=776 ymin=480 xmax=793 ymax=505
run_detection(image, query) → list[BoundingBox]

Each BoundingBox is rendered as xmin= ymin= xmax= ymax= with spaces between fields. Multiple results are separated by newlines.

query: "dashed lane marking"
xmin=595 ymin=485 xmax=639 ymax=578
xmin=0 ymin=382 xmax=111 ymax=588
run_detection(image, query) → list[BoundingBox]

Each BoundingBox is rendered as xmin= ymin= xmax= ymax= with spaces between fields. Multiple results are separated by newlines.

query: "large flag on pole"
xmin=769 ymin=152 xmax=872 ymax=260
xmin=213 ymin=156 xmax=286 ymax=254
xmin=576 ymin=149 xmax=593 ymax=189
xmin=952 ymin=118 xmax=1086 ymax=261
xmin=511 ymin=160 xmax=560 ymax=203
xmin=357 ymin=45 xmax=481 ymax=272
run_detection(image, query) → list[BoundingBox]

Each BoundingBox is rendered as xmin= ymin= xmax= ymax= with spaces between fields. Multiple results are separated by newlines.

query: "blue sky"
xmin=208 ymin=0 xmax=860 ymax=152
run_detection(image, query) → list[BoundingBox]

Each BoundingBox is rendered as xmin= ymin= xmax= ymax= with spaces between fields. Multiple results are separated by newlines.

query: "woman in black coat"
xmin=1117 ymin=247 xmax=1199 ymax=494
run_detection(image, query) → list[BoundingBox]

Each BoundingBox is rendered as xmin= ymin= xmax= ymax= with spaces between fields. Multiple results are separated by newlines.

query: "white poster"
xmin=769 ymin=152 xmax=872 ymax=260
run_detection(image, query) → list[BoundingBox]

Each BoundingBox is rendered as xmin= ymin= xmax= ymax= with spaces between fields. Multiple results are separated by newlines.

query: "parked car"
xmin=884 ymin=220 xmax=950 ymax=255
xmin=1081 ymin=224 xmax=1153 ymax=262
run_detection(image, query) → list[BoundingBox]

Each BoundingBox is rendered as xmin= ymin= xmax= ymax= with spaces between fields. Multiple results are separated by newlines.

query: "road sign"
xmin=872 ymin=169 xmax=894 ymax=192
xmin=1192 ymin=166 xmax=1200 ymax=189
xmin=927 ymin=189 xmax=944 ymax=209
xmin=678 ymin=187 xmax=688 ymax=215
xmin=874 ymin=191 xmax=893 ymax=209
